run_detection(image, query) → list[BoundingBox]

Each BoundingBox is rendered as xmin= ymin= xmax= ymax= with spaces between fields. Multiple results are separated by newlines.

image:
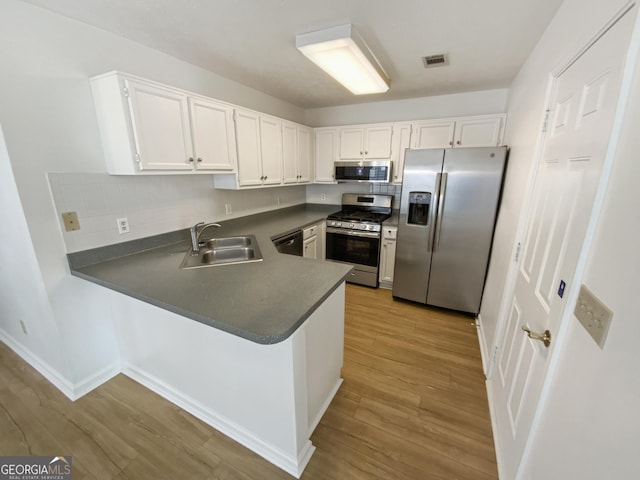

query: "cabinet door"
xmin=314 ymin=128 xmax=338 ymax=182
xmin=364 ymin=125 xmax=393 ymax=159
xmin=189 ymin=97 xmax=236 ymax=171
xmin=379 ymin=239 xmax=397 ymax=283
xmin=234 ymin=109 xmax=263 ymax=186
xmin=259 ymin=116 xmax=282 ymax=185
xmin=452 ymin=116 xmax=504 ymax=147
xmin=391 ymin=124 xmax=412 ymax=182
xmin=282 ymin=122 xmax=298 ymax=184
xmin=303 ymin=235 xmax=318 ymax=259
xmin=125 ymin=78 xmax=193 ymax=171
xmin=297 ymin=126 xmax=313 ymax=183
xmin=339 ymin=127 xmax=365 ymax=159
xmin=411 ymin=121 xmax=456 ymax=149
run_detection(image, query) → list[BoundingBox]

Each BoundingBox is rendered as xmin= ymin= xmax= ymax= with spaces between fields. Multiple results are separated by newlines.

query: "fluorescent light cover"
xmin=296 ymin=25 xmax=390 ymax=95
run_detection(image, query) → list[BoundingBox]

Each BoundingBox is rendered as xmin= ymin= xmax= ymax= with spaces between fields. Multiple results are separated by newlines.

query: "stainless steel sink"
xmin=204 ymin=236 xmax=252 ymax=249
xmin=180 ymin=235 xmax=263 ymax=269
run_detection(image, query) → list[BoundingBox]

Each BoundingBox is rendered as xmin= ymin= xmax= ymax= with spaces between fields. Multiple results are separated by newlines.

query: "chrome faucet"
xmin=190 ymin=222 xmax=221 ymax=255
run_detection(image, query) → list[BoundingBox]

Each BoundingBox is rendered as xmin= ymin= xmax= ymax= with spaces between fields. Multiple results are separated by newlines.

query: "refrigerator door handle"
xmin=427 ymin=173 xmax=442 ymax=252
xmin=433 ymin=172 xmax=448 ymax=252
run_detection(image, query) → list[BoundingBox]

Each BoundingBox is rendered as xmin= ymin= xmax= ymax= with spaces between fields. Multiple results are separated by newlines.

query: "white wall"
xmin=304 ymin=89 xmax=508 ymax=127
xmin=478 ymin=0 xmax=640 ymax=477
xmin=0 ymin=0 xmax=305 ymax=389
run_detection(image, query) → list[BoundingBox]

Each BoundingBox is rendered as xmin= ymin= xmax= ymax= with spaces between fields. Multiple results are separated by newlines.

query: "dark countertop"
xmin=68 ymin=204 xmax=352 ymax=345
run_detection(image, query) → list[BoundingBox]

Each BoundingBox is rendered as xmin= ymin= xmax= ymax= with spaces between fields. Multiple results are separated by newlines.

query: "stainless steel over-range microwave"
xmin=334 ymin=161 xmax=392 ymax=183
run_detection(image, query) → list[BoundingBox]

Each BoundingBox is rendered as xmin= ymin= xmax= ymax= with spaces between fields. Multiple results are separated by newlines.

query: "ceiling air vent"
xmin=422 ymin=54 xmax=449 ymax=68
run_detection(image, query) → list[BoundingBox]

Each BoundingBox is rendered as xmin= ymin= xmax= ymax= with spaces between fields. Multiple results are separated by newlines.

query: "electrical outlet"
xmin=117 ymin=217 xmax=130 ymax=234
xmin=225 ymin=203 xmax=232 ymax=215
xmin=321 ymin=193 xmax=327 ymax=201
xmin=574 ymin=284 xmax=613 ymax=349
xmin=19 ymin=319 xmax=27 ymax=335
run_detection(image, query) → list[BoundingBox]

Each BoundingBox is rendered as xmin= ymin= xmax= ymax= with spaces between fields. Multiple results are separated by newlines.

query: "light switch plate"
xmin=574 ymin=285 xmax=613 ymax=349
xmin=62 ymin=211 xmax=80 ymax=232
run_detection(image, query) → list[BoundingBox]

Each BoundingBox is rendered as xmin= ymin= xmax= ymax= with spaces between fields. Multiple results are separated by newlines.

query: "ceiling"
xmin=22 ymin=0 xmax=564 ymax=109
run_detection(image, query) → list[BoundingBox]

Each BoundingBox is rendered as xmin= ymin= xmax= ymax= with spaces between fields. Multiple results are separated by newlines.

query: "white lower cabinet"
xmin=303 ymin=223 xmax=324 ymax=260
xmin=379 ymin=226 xmax=397 ymax=289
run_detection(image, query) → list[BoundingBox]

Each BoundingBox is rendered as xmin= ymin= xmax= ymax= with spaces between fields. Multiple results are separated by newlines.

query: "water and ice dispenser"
xmin=407 ymin=192 xmax=431 ymax=226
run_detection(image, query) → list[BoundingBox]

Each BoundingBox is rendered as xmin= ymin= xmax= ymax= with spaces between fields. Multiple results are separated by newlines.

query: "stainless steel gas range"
xmin=325 ymin=193 xmax=393 ymax=288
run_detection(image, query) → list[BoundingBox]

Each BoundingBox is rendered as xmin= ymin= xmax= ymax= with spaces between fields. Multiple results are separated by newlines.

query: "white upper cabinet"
xmin=339 ymin=125 xmax=393 ymax=160
xmin=314 ymin=127 xmax=338 ymax=183
xmin=259 ymin=115 xmax=283 ymax=186
xmin=452 ymin=115 xmax=504 ymax=147
xmin=214 ymin=110 xmax=286 ymax=189
xmin=188 ymin=96 xmax=236 ymax=171
xmin=283 ymin=122 xmax=313 ymax=184
xmin=390 ymin=123 xmax=412 ymax=183
xmin=411 ymin=120 xmax=456 ymax=149
xmin=411 ymin=114 xmax=506 ymax=149
xmin=234 ymin=109 xmax=263 ymax=186
xmin=90 ymin=72 xmax=237 ymax=174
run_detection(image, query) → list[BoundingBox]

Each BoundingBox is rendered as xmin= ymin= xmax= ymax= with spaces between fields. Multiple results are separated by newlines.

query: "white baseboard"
xmin=122 ymin=363 xmax=311 ymax=478
xmin=476 ymin=313 xmax=491 ymax=377
xmin=485 ymin=379 xmax=506 ymax=479
xmin=0 ymin=328 xmax=121 ymax=401
xmin=0 ymin=327 xmax=75 ymax=399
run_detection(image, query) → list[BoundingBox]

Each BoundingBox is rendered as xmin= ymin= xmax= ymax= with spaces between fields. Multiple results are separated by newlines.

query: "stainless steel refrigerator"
xmin=392 ymin=146 xmax=507 ymax=315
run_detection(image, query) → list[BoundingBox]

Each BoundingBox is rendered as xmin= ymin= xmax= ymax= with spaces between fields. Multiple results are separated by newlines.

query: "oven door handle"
xmin=326 ymin=227 xmax=380 ymax=239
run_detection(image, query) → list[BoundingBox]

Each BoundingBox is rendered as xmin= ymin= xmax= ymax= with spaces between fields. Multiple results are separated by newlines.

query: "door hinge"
xmin=135 ymin=153 xmax=141 ymax=163
xmin=492 ymin=345 xmax=500 ymax=362
xmin=514 ymin=242 xmax=522 ymax=262
xmin=123 ymin=86 xmax=130 ymax=98
xmin=542 ymin=109 xmax=551 ymax=133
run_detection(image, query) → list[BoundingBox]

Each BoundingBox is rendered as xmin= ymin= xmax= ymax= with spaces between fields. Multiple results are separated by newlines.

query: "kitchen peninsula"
xmin=68 ymin=204 xmax=350 ymax=478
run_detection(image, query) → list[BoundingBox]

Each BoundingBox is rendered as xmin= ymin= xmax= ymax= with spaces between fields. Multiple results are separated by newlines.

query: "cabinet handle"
xmin=449 ymin=141 xmax=453 ymax=146
xmin=364 ymin=151 xmax=368 ymax=155
xmin=197 ymin=157 xmax=202 ymax=163
xmin=188 ymin=157 xmax=194 ymax=163
xmin=456 ymin=140 xmax=461 ymax=145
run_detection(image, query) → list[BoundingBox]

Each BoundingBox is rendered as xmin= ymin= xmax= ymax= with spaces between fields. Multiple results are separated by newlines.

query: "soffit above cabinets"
xmin=22 ymin=0 xmax=563 ymax=108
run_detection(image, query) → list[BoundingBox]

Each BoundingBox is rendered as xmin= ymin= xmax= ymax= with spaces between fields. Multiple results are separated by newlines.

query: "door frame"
xmin=485 ymin=2 xmax=640 ymax=477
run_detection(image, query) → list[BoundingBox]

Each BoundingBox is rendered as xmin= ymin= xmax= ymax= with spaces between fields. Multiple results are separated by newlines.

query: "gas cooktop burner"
xmin=326 ymin=193 xmax=393 ymax=233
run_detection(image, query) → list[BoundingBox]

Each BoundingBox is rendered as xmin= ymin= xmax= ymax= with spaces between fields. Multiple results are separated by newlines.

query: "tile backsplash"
xmin=48 ymin=173 xmax=306 ymax=252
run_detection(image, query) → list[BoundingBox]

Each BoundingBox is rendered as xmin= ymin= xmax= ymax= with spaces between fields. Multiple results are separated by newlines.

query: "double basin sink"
xmin=180 ymin=235 xmax=263 ymax=269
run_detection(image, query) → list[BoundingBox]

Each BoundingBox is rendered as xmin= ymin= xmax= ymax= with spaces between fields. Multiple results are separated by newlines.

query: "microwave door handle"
xmin=427 ymin=173 xmax=442 ymax=252
xmin=432 ymin=172 xmax=448 ymax=252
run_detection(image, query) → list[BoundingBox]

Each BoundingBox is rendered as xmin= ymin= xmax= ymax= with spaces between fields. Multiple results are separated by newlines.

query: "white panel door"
xmin=489 ymin=11 xmax=634 ymax=479
xmin=189 ymin=97 xmax=236 ymax=171
xmin=126 ymin=79 xmax=193 ymax=171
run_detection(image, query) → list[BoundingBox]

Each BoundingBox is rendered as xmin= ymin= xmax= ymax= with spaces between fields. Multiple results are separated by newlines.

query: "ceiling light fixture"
xmin=296 ymin=24 xmax=390 ymax=95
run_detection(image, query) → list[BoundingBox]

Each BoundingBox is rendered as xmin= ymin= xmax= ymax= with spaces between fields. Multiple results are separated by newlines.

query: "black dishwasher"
xmin=273 ymin=230 xmax=303 ymax=256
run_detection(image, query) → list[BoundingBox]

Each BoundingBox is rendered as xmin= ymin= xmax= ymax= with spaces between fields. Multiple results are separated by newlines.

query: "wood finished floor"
xmin=0 ymin=285 xmax=497 ymax=479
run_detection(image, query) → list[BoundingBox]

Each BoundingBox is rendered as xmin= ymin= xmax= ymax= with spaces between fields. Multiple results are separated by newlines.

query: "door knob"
xmin=521 ymin=326 xmax=551 ymax=347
